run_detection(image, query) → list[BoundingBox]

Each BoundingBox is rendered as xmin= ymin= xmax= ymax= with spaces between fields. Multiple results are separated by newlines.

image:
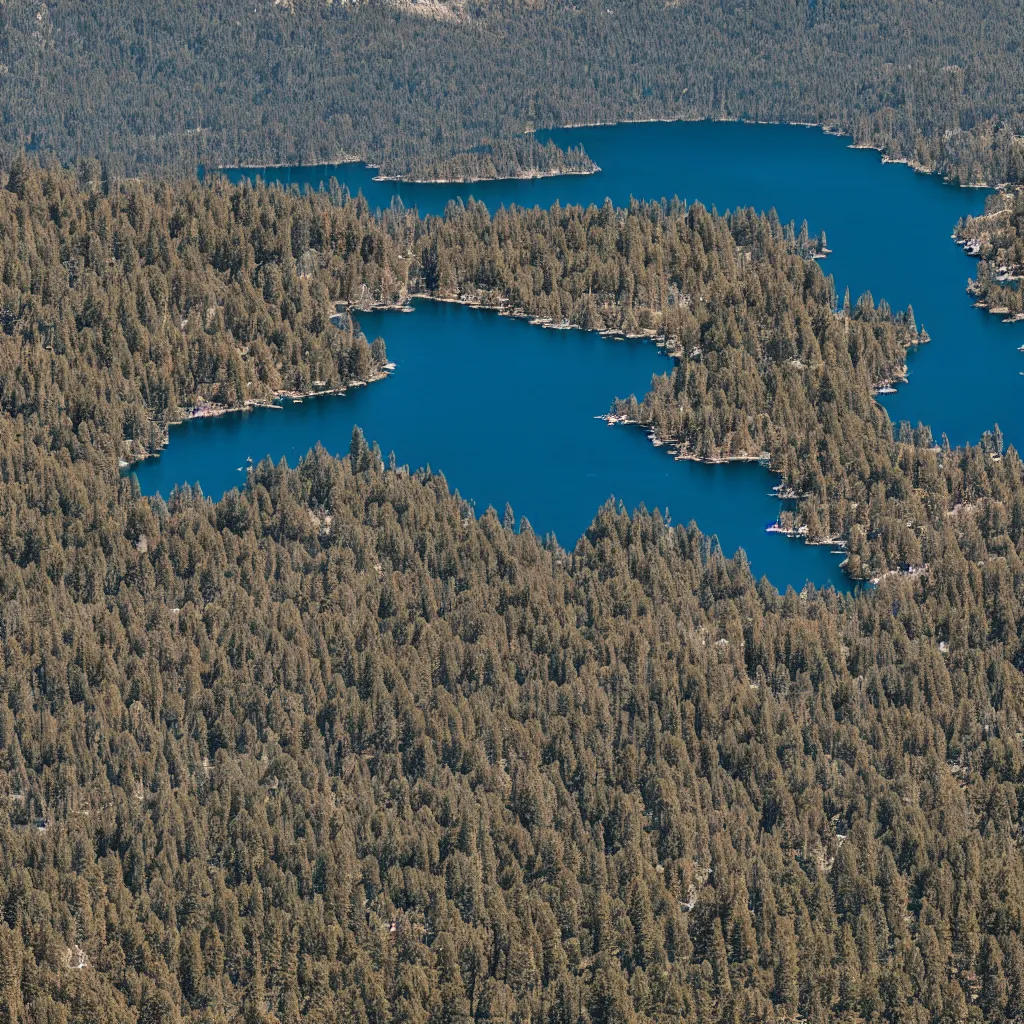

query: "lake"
xmin=132 ymin=298 xmax=849 ymax=589
xmin=135 ymin=121 xmax=1022 ymax=589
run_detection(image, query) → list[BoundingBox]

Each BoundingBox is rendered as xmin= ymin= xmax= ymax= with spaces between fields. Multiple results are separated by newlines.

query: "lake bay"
xmin=134 ymin=121 xmax=1022 ymax=590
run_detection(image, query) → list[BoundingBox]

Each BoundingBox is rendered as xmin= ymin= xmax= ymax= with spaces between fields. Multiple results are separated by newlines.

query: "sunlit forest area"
xmin=3 ymin=1 xmax=1024 ymax=1019
xmin=957 ymin=191 xmax=1024 ymax=316
xmin=4 ymin=160 xmax=1024 ymax=1023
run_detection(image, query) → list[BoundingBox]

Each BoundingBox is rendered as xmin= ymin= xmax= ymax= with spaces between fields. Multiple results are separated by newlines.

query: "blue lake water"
xmin=133 ymin=299 xmax=847 ymax=589
xmin=136 ymin=121 xmax=1024 ymax=590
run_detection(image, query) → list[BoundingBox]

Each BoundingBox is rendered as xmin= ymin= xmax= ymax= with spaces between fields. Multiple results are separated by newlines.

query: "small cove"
xmin=136 ymin=121 xmax=1023 ymax=591
xmin=131 ymin=299 xmax=849 ymax=591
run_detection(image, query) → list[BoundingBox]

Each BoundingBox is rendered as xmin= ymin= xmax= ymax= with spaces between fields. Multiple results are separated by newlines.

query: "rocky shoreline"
xmin=119 ymin=366 xmax=394 ymax=471
xmin=372 ymin=164 xmax=600 ymax=185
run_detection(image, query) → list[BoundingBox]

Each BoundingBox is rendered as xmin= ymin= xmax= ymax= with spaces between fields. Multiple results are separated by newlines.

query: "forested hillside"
xmin=9 ymin=162 xmax=1024 ymax=1023
xmin=2 ymin=0 xmax=1024 ymax=183
xmin=9 ymin=424 xmax=1024 ymax=1024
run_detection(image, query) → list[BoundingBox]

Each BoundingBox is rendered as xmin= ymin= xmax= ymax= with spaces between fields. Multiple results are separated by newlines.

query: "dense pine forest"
xmin=0 ymin=158 xmax=391 ymax=465
xmin=957 ymin=190 xmax=1024 ymax=317
xmin=0 ymin=157 xmax=927 ymax=575
xmin=7 ymin=160 xmax=1024 ymax=1023
xmin=3 ymin=0 xmax=1024 ymax=183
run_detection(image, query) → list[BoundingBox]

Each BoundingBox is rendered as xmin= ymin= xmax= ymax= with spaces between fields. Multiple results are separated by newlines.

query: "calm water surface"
xmin=134 ymin=300 xmax=848 ymax=590
xmin=137 ymin=122 xmax=1023 ymax=590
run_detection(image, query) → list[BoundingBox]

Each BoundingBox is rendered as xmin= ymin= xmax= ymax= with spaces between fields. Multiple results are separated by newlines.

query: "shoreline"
xmin=372 ymin=164 xmax=600 ymax=185
xmin=219 ymin=160 xmax=600 ymax=187
xmin=970 ymin=298 xmax=1024 ymax=323
xmin=599 ymin=413 xmax=873 ymax=583
xmin=598 ymin=414 xmax=768 ymax=465
xmin=120 ymin=366 xmax=394 ymax=471
xmin=554 ymin=114 xmax=992 ymax=188
xmin=215 ymin=116 xmax=997 ymax=193
xmin=341 ymin=292 xmax=675 ymax=349
xmin=956 ymin=223 xmax=1024 ymax=322
xmin=217 ymin=153 xmax=600 ymax=188
xmin=212 ymin=156 xmax=364 ymax=171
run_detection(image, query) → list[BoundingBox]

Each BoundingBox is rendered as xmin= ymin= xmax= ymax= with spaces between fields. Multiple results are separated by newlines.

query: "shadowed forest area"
xmin=2 ymin=0 xmax=1024 ymax=183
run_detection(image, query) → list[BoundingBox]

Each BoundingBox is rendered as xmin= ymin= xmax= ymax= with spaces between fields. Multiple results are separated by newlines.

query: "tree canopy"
xmin=5 ymin=161 xmax=1024 ymax=1024
xmin=2 ymin=0 xmax=1024 ymax=183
